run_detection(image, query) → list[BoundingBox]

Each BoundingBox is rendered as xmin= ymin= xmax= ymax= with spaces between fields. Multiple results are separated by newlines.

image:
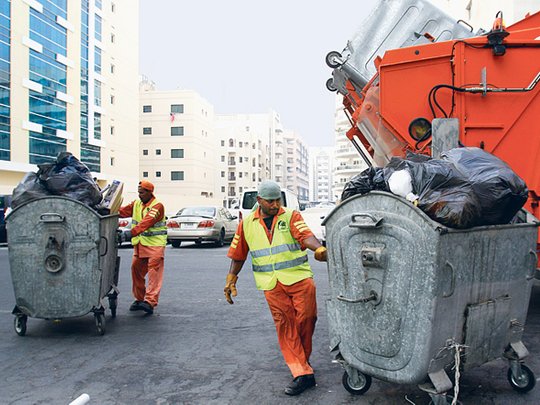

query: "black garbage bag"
xmin=11 ymin=172 xmax=51 ymax=209
xmin=341 ymin=167 xmax=388 ymax=201
xmin=37 ymin=152 xmax=102 ymax=207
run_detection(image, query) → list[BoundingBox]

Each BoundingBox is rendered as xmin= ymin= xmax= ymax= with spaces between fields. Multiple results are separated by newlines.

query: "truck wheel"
xmin=342 ymin=370 xmax=371 ymax=395
xmin=14 ymin=315 xmax=27 ymax=336
xmin=508 ymin=364 xmax=535 ymax=393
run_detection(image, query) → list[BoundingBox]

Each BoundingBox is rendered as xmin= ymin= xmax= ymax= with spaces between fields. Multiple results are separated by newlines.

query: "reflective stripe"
xmin=132 ymin=219 xmax=166 ymax=227
xmin=251 ymin=243 xmax=302 ymax=258
xmin=141 ymin=230 xmax=168 ymax=236
xmin=252 ymin=255 xmax=308 ymax=272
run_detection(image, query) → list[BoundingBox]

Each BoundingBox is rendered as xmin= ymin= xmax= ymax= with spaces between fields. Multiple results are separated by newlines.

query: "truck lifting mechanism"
xmin=326 ymin=6 xmax=540 ymax=261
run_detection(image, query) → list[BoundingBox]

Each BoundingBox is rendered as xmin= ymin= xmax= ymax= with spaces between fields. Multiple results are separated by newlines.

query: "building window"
xmin=221 ymin=186 xmax=225 ymax=192
xmin=110 ymin=157 xmax=115 ymax=166
xmin=171 ymin=126 xmax=184 ymax=136
xmin=143 ymin=127 xmax=152 ymax=135
xmin=239 ymin=142 xmax=243 ymax=147
xmin=221 ymin=140 xmax=225 ymax=147
xmin=229 ymin=138 xmax=234 ymax=147
xmin=143 ymin=149 xmax=148 ymax=155
xmin=221 ymin=156 xmax=225 ymax=162
xmin=110 ymin=95 xmax=115 ymax=104
xmin=171 ymin=104 xmax=184 ymax=114
xmin=110 ymin=126 xmax=115 ymax=135
xmin=111 ymin=2 xmax=116 ymax=12
xmin=156 ymin=171 xmax=161 ymax=177
xmin=110 ymin=64 xmax=115 ymax=74
xmin=111 ymin=33 xmax=115 ymax=43
xmin=95 ymin=14 xmax=102 ymax=41
xmin=156 ymin=149 xmax=161 ymax=155
xmin=171 ymin=171 xmax=184 ymax=181
xmin=143 ymin=105 xmax=152 ymax=113
xmin=143 ymin=171 xmax=148 ymax=177
xmin=171 ymin=149 xmax=184 ymax=158
xmin=221 ymin=171 xmax=225 ymax=178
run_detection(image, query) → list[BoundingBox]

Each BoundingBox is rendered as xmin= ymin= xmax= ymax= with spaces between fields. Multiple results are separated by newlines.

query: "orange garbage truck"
xmin=326 ymin=0 xmax=540 ymax=263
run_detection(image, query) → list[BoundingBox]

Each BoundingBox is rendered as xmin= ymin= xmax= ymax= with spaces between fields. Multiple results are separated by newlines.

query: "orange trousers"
xmin=131 ymin=254 xmax=164 ymax=307
xmin=264 ymin=278 xmax=318 ymax=378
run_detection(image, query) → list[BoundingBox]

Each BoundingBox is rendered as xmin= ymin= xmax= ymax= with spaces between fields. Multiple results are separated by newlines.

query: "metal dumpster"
xmin=322 ymin=191 xmax=538 ymax=401
xmin=6 ymin=196 xmax=120 ymax=336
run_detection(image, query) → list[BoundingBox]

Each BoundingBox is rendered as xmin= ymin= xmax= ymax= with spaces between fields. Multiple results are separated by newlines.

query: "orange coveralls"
xmin=119 ymin=197 xmax=166 ymax=307
xmin=227 ymin=207 xmax=317 ymax=378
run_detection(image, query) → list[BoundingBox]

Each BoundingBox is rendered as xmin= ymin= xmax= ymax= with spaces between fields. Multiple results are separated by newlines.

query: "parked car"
xmin=117 ymin=217 xmax=132 ymax=247
xmin=167 ymin=206 xmax=238 ymax=248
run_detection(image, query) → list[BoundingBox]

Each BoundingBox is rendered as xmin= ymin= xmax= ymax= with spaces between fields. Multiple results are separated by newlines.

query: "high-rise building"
xmin=309 ymin=146 xmax=334 ymax=203
xmin=282 ymin=129 xmax=309 ymax=204
xmin=0 ymin=0 xmax=139 ymax=199
xmin=139 ymin=79 xmax=217 ymax=211
xmin=215 ymin=112 xmax=272 ymax=208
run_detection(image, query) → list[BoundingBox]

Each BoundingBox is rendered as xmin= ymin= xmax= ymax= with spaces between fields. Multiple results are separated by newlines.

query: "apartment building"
xmin=309 ymin=146 xmax=334 ymax=203
xmin=139 ymin=80 xmax=217 ymax=212
xmin=215 ymin=112 xmax=272 ymax=208
xmin=282 ymin=129 xmax=309 ymax=205
xmin=0 ymin=0 xmax=139 ymax=199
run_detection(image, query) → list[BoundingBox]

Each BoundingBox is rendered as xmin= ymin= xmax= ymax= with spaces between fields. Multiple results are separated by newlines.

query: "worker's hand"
xmin=314 ymin=246 xmax=328 ymax=262
xmin=224 ymin=273 xmax=238 ymax=304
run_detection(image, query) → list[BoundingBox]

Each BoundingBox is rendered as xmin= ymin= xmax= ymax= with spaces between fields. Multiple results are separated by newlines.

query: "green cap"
xmin=258 ymin=180 xmax=281 ymax=200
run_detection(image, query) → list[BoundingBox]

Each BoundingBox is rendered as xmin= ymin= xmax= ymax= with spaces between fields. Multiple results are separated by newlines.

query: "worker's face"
xmin=257 ymin=196 xmax=281 ymax=217
xmin=138 ymin=187 xmax=153 ymax=204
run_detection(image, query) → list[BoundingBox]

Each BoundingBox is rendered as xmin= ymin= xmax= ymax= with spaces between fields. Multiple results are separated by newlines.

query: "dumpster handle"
xmin=349 ymin=213 xmax=383 ymax=229
xmin=527 ymin=250 xmax=538 ymax=280
xmin=100 ymin=236 xmax=108 ymax=257
xmin=337 ymin=290 xmax=378 ymax=303
xmin=442 ymin=261 xmax=455 ymax=298
xmin=39 ymin=213 xmax=65 ymax=223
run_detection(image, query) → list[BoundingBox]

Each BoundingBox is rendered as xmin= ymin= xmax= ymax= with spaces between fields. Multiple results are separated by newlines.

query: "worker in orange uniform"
xmin=224 ymin=180 xmax=327 ymax=396
xmin=119 ymin=181 xmax=167 ymax=315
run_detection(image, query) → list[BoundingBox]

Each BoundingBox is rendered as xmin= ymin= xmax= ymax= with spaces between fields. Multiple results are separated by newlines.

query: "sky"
xmin=139 ymin=0 xmax=379 ymax=147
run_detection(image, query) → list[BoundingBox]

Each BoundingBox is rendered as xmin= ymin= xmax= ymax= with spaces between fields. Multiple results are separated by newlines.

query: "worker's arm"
xmin=225 ymin=221 xmax=249 ymax=304
xmin=290 ymin=211 xmax=327 ymax=261
xmin=224 ymin=260 xmax=244 ymax=304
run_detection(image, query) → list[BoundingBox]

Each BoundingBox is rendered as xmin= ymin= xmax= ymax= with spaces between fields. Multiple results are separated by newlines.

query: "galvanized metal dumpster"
xmin=322 ymin=191 xmax=538 ymax=401
xmin=6 ymin=196 xmax=120 ymax=336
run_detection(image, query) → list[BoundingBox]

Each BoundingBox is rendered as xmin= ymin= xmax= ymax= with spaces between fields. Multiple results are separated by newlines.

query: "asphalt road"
xmin=0 ymin=237 xmax=539 ymax=405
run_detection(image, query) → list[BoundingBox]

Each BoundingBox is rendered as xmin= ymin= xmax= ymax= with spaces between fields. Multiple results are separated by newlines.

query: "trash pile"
xmin=11 ymin=152 xmax=103 ymax=210
xmin=341 ymin=147 xmax=529 ymax=228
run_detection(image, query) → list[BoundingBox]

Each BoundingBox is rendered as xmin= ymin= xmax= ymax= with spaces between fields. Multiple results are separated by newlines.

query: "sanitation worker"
xmin=224 ymin=180 xmax=328 ymax=396
xmin=119 ymin=180 xmax=167 ymax=315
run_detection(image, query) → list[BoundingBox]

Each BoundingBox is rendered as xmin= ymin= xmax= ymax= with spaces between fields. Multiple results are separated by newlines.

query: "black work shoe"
xmin=129 ymin=300 xmax=142 ymax=311
xmin=139 ymin=301 xmax=154 ymax=314
xmin=284 ymin=374 xmax=316 ymax=396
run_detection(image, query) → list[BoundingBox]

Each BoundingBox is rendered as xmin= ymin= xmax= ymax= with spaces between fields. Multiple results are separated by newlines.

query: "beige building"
xmin=139 ymin=80 xmax=218 ymax=212
xmin=309 ymin=146 xmax=334 ymax=203
xmin=282 ymin=129 xmax=309 ymax=204
xmin=215 ymin=112 xmax=272 ymax=208
xmin=0 ymin=0 xmax=139 ymax=201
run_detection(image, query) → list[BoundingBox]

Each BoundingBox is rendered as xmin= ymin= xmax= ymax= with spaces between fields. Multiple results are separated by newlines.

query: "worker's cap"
xmin=138 ymin=180 xmax=154 ymax=192
xmin=258 ymin=180 xmax=281 ymax=200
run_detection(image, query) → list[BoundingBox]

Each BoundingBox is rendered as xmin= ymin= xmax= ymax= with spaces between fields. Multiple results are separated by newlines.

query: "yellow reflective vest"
xmin=131 ymin=199 xmax=167 ymax=246
xmin=243 ymin=208 xmax=312 ymax=290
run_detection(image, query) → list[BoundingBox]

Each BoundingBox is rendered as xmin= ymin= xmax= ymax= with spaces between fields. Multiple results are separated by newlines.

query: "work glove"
xmin=314 ymin=246 xmax=328 ymax=262
xmin=224 ymin=273 xmax=238 ymax=304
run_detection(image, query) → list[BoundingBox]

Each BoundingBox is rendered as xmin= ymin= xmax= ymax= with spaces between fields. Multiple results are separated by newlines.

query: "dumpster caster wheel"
xmin=342 ymin=370 xmax=372 ymax=395
xmin=95 ymin=313 xmax=106 ymax=336
xmin=14 ymin=315 xmax=27 ymax=336
xmin=507 ymin=364 xmax=535 ymax=393
xmin=325 ymin=50 xmax=343 ymax=68
xmin=109 ymin=297 xmax=117 ymax=318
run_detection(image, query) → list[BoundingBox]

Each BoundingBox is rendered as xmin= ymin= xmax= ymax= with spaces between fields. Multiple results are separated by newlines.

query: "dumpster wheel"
xmin=94 ymin=313 xmax=106 ymax=336
xmin=342 ymin=370 xmax=372 ymax=395
xmin=14 ymin=315 xmax=27 ymax=336
xmin=507 ymin=364 xmax=535 ymax=393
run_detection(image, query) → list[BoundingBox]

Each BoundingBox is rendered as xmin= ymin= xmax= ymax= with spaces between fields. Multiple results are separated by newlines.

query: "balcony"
xmin=228 ymin=159 xmax=236 ymax=166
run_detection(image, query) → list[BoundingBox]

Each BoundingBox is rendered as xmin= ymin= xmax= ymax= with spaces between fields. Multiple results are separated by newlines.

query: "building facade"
xmin=309 ymin=146 xmax=334 ymax=203
xmin=282 ymin=129 xmax=309 ymax=204
xmin=139 ymin=80 xmax=218 ymax=212
xmin=215 ymin=112 xmax=272 ymax=208
xmin=0 ymin=0 xmax=139 ymax=199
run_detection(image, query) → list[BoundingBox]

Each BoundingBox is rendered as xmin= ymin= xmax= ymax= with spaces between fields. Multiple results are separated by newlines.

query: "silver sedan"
xmin=166 ymin=206 xmax=238 ymax=248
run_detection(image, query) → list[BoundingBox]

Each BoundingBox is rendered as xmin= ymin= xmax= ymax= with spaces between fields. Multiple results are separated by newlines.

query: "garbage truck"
xmin=324 ymin=0 xmax=540 ymax=402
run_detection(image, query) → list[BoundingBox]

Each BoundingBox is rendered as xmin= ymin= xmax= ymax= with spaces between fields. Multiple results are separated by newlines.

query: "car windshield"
xmin=175 ymin=207 xmax=216 ymax=218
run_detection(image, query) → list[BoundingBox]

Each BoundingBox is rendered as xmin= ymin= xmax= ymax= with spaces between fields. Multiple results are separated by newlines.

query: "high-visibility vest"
xmin=243 ymin=208 xmax=312 ymax=290
xmin=131 ymin=198 xmax=167 ymax=246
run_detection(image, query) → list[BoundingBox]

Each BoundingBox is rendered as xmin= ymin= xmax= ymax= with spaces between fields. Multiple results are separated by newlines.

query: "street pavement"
xmin=0 ymin=211 xmax=539 ymax=404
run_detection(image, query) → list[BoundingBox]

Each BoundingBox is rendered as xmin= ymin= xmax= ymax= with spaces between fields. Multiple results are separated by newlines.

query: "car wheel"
xmin=171 ymin=240 xmax=181 ymax=248
xmin=194 ymin=240 xmax=202 ymax=246
xmin=214 ymin=229 xmax=225 ymax=247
